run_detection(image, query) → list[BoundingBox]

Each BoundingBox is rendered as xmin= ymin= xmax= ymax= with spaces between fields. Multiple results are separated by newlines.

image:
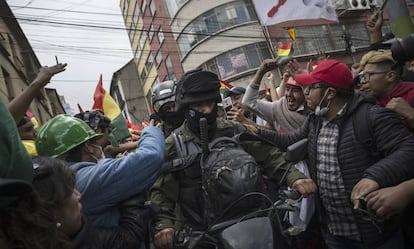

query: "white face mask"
xmin=315 ymin=89 xmax=331 ymax=116
xmin=87 ymin=143 xmax=106 ymax=162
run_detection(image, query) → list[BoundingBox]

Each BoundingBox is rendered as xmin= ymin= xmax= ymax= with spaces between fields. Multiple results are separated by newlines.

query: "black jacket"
xmin=258 ymin=93 xmax=414 ymax=248
xmin=71 ymin=195 xmax=152 ymax=249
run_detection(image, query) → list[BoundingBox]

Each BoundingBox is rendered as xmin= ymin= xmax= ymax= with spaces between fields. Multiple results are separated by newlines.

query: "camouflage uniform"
xmin=150 ymin=118 xmax=307 ymax=232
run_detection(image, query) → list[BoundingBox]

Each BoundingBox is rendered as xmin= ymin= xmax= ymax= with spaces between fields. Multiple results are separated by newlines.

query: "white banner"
xmin=252 ymin=0 xmax=338 ymax=26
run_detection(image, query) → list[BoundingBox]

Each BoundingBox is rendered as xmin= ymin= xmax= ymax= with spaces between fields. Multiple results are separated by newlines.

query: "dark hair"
xmin=62 ymin=144 xmax=83 ymax=162
xmin=32 ymin=157 xmax=76 ymax=211
xmin=0 ymin=175 xmax=70 ymax=249
xmin=74 ymin=110 xmax=111 ymax=131
xmin=17 ymin=115 xmax=32 ymax=127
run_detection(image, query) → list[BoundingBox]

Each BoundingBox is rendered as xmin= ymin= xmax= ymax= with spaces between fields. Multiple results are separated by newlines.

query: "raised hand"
xmin=31 ymin=63 xmax=67 ymax=88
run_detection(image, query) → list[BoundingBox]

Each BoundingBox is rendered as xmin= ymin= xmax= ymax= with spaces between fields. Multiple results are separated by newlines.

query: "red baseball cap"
xmin=285 ymin=76 xmax=300 ymax=87
xmin=295 ymin=60 xmax=353 ymax=90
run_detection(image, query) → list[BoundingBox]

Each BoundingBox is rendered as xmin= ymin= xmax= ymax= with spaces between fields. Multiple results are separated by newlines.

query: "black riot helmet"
xmin=175 ymin=69 xmax=221 ymax=112
xmin=151 ymin=80 xmax=176 ymax=113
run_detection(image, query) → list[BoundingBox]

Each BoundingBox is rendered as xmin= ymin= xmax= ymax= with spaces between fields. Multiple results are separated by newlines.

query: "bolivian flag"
xmin=92 ymin=75 xmax=131 ymax=143
xmin=276 ymin=27 xmax=295 ymax=60
xmin=220 ymin=80 xmax=234 ymax=94
xmin=277 ymin=41 xmax=293 ymax=58
xmin=287 ymin=27 xmax=296 ymax=44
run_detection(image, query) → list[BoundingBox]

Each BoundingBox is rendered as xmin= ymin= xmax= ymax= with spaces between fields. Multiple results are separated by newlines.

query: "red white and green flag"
xmin=92 ymin=74 xmax=130 ymax=143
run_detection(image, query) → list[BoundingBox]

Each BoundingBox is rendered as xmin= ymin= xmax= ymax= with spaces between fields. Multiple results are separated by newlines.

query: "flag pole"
xmin=249 ymin=0 xmax=276 ymax=60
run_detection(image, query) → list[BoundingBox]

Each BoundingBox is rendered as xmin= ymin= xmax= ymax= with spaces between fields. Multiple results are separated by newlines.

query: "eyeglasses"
xmin=302 ymin=85 xmax=326 ymax=94
xmin=358 ymin=71 xmax=388 ymax=82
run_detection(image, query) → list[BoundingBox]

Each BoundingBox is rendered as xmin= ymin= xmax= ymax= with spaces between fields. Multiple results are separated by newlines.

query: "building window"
xmin=204 ymin=60 xmax=220 ymax=77
xmin=141 ymin=0 xmax=147 ymax=13
xmin=2 ymin=67 xmax=14 ymax=101
xmin=165 ymin=56 xmax=176 ymax=80
xmin=146 ymin=54 xmax=154 ymax=71
xmin=134 ymin=46 xmax=141 ymax=62
xmin=150 ymin=0 xmax=156 ymax=15
xmin=146 ymin=89 xmax=152 ymax=111
xmin=177 ymin=0 xmax=256 ymax=57
xmin=292 ymin=25 xmax=333 ymax=55
xmin=164 ymin=0 xmax=187 ymax=18
xmin=133 ymin=2 xmax=140 ymax=25
xmin=201 ymin=42 xmax=272 ymax=79
xmin=123 ymin=0 xmax=130 ymax=20
xmin=217 ymin=48 xmax=248 ymax=78
xmin=129 ymin=22 xmax=136 ymax=43
xmin=156 ymin=50 xmax=162 ymax=65
xmin=149 ymin=24 xmax=155 ymax=41
xmin=139 ymin=32 xmax=147 ymax=49
xmin=140 ymin=67 xmax=148 ymax=82
xmin=334 ymin=22 xmax=371 ymax=49
xmin=158 ymin=27 xmax=164 ymax=44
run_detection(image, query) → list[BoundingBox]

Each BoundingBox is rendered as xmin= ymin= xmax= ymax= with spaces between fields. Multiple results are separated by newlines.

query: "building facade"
xmin=0 ymin=1 xmax=66 ymax=124
xmin=119 ymin=0 xmax=413 ymax=107
xmin=119 ymin=0 xmax=184 ymax=116
xmin=110 ymin=59 xmax=150 ymax=124
xmin=265 ymin=0 xmax=392 ymax=67
xmin=169 ymin=0 xmax=270 ymax=87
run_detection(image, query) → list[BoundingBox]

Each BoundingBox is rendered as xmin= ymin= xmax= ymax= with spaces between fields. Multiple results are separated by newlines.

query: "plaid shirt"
xmin=316 ymin=115 xmax=360 ymax=240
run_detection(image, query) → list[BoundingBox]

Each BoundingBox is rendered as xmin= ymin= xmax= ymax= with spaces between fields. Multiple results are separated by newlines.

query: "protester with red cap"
xmin=255 ymin=59 xmax=414 ymax=249
xmin=243 ymin=58 xmax=310 ymax=133
xmin=244 ymin=59 xmax=321 ymax=249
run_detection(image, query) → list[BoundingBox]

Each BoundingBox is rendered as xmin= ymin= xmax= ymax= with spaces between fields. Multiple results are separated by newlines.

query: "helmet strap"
xmin=84 ymin=143 xmax=105 ymax=163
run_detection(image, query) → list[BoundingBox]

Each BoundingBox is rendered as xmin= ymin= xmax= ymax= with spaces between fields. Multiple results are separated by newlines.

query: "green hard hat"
xmin=36 ymin=114 xmax=103 ymax=158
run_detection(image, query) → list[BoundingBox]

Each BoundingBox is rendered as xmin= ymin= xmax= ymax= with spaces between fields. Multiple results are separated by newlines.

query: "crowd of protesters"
xmin=2 ymin=8 xmax=414 ymax=249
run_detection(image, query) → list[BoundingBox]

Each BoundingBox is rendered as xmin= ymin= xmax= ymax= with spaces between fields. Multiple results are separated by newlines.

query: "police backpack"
xmin=200 ymin=135 xmax=264 ymax=224
xmin=162 ymin=127 xmax=265 ymax=225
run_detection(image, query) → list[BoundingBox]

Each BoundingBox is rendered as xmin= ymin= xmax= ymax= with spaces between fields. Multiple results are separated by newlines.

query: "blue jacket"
xmin=71 ymin=126 xmax=165 ymax=227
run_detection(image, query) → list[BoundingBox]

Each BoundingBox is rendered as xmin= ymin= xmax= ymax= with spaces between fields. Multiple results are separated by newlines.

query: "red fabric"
xmin=77 ymin=103 xmax=84 ymax=113
xmin=267 ymin=0 xmax=287 ymax=17
xmin=295 ymin=60 xmax=353 ymax=90
xmin=264 ymin=83 xmax=270 ymax=95
xmin=142 ymin=118 xmax=150 ymax=126
xmin=279 ymin=41 xmax=293 ymax=50
xmin=220 ymin=80 xmax=234 ymax=89
xmin=92 ymin=74 xmax=105 ymax=110
xmin=376 ymin=82 xmax=414 ymax=107
xmin=26 ymin=111 xmax=34 ymax=119
xmin=286 ymin=76 xmax=300 ymax=87
xmin=125 ymin=119 xmax=143 ymax=131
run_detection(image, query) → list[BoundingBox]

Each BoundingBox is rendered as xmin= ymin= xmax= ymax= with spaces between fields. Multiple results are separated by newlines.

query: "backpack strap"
xmin=161 ymin=128 xmax=201 ymax=174
xmin=163 ymin=125 xmax=243 ymax=174
xmin=160 ymin=153 xmax=200 ymax=174
xmin=172 ymin=128 xmax=186 ymax=158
